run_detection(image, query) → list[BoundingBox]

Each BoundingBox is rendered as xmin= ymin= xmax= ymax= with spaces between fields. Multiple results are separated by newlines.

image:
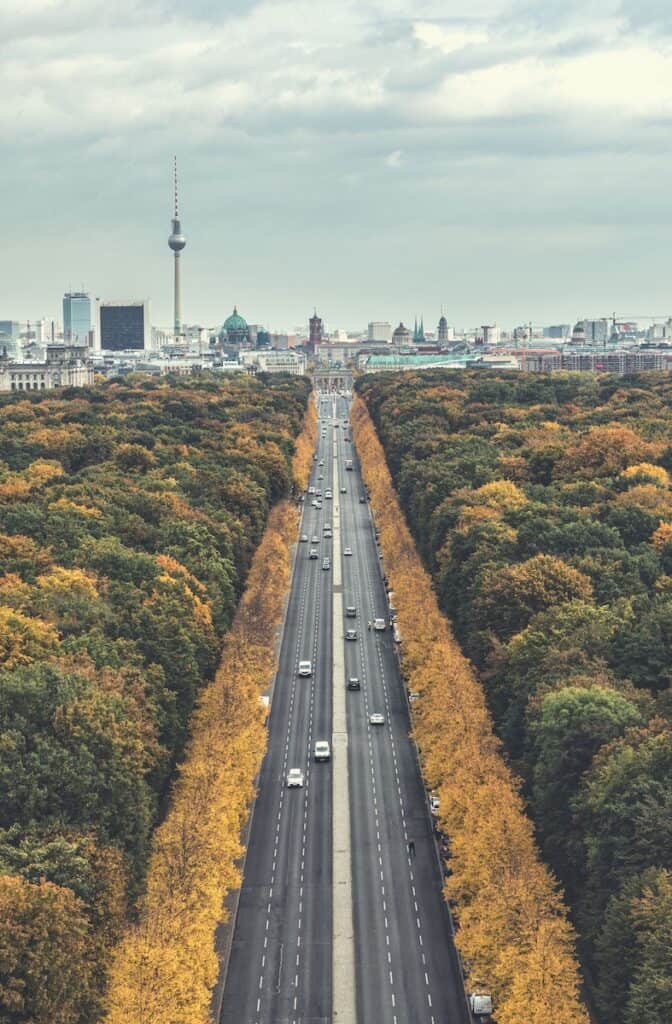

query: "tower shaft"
xmin=174 ymin=251 xmax=181 ymax=336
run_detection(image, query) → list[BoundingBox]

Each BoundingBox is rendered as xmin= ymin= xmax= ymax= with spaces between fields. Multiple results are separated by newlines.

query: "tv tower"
xmin=168 ymin=156 xmax=186 ymax=337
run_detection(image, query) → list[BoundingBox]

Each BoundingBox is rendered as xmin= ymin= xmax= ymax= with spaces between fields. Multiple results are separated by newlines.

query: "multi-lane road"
xmin=219 ymin=392 xmax=468 ymax=1024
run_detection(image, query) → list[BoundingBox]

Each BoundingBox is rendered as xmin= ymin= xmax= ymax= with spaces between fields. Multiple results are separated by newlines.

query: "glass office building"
xmin=63 ymin=293 xmax=91 ymax=344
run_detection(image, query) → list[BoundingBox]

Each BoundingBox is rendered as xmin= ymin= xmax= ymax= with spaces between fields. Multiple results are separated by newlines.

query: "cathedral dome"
xmin=222 ymin=307 xmax=248 ymax=333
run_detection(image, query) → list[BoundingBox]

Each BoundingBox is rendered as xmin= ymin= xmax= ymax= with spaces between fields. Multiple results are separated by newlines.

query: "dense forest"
xmin=0 ymin=374 xmax=311 ymax=1021
xmin=358 ymin=370 xmax=672 ymax=1024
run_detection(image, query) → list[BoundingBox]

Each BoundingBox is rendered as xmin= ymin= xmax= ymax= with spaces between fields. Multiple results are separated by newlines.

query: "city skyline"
xmin=4 ymin=1 xmax=672 ymax=327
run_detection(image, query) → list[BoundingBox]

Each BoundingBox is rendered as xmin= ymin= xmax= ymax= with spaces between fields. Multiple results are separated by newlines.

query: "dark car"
xmin=345 ymin=629 xmax=358 ymax=641
xmin=345 ymin=606 xmax=357 ymax=618
xmin=347 ymin=677 xmax=361 ymax=691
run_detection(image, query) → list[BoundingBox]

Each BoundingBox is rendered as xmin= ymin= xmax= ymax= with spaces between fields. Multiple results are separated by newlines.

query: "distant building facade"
xmin=0 ymin=343 xmax=94 ymax=392
xmin=437 ymin=315 xmax=453 ymax=343
xmin=239 ymin=350 xmax=307 ymax=376
xmin=368 ymin=321 xmax=392 ymax=343
xmin=392 ymin=322 xmax=411 ymax=345
xmin=63 ymin=292 xmax=92 ymax=345
xmin=309 ymin=310 xmax=323 ymax=352
xmin=97 ymin=300 xmax=151 ymax=352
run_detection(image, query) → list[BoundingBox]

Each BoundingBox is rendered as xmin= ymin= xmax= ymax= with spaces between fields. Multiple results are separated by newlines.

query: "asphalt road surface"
xmin=218 ymin=391 xmax=469 ymax=1024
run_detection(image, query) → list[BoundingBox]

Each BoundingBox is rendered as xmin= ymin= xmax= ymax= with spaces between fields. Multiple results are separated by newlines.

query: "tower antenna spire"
xmin=174 ymin=155 xmax=179 ymax=218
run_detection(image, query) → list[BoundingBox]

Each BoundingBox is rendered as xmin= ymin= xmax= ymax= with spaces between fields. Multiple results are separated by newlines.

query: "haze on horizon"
xmin=3 ymin=0 xmax=672 ymax=332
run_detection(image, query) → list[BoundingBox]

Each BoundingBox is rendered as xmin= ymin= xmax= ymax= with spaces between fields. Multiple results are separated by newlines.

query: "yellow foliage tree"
xmin=652 ymin=521 xmax=672 ymax=552
xmin=0 ymin=606 xmax=59 ymax=668
xmin=351 ymin=394 xmax=588 ymax=1024
xmin=621 ymin=462 xmax=670 ymax=486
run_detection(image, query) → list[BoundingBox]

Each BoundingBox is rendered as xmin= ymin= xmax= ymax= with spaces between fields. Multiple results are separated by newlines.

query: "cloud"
xmin=4 ymin=0 xmax=672 ymax=328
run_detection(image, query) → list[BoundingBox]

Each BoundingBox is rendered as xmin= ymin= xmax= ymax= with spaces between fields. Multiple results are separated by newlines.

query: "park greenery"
xmin=356 ymin=370 xmax=672 ymax=1024
xmin=0 ymin=374 xmax=312 ymax=1023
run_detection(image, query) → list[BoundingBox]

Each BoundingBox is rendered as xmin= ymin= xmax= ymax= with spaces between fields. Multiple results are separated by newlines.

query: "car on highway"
xmin=340 ymin=486 xmax=347 ymax=493
xmin=318 ymin=474 xmax=324 ymax=480
xmin=369 ymin=713 xmax=385 ymax=726
xmin=314 ymin=740 xmax=331 ymax=762
xmin=308 ymin=486 xmax=315 ymax=494
xmin=309 ymin=549 xmax=318 ymax=559
xmin=373 ymin=618 xmax=386 ymax=631
xmin=344 ymin=547 xmax=352 ymax=556
xmin=322 ymin=558 xmax=331 ymax=570
xmin=347 ymin=677 xmax=361 ymax=691
xmin=298 ymin=660 xmax=312 ymax=676
xmin=345 ymin=628 xmax=358 ymax=641
xmin=300 ymin=534 xmax=308 ymax=542
xmin=287 ymin=768 xmax=304 ymax=788
xmin=319 ymin=460 xmax=324 ymax=466
xmin=345 ymin=605 xmax=357 ymax=618
xmin=315 ymin=489 xmax=322 ymax=496
xmin=325 ymin=490 xmax=332 ymax=499
xmin=359 ymin=495 xmax=366 ymax=503
xmin=311 ymin=535 xmax=319 ymax=543
xmin=311 ymin=499 xmax=319 ymax=508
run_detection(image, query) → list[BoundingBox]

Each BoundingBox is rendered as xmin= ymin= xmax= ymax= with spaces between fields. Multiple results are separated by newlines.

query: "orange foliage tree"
xmin=292 ymin=396 xmax=318 ymax=491
xmin=351 ymin=395 xmax=588 ymax=1024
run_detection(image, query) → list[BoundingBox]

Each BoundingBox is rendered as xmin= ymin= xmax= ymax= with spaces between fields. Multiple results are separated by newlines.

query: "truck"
xmin=469 ymin=992 xmax=493 ymax=1022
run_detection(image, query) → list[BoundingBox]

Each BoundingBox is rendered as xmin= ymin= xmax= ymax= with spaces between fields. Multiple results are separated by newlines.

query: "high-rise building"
xmin=584 ymin=318 xmax=610 ymax=344
xmin=97 ymin=300 xmax=151 ymax=352
xmin=368 ymin=321 xmax=392 ymax=343
xmin=168 ymin=157 xmax=186 ymax=337
xmin=63 ymin=292 xmax=91 ymax=345
xmin=0 ymin=321 xmax=20 ymax=341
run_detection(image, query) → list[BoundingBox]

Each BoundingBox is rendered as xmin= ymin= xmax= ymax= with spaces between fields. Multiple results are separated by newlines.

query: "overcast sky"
xmin=3 ymin=0 xmax=672 ymax=332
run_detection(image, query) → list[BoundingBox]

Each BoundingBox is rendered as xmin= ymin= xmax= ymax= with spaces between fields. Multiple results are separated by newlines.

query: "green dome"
xmin=222 ymin=306 xmax=248 ymax=333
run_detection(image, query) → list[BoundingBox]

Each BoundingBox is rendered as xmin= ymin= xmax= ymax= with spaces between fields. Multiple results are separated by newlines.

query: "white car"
xmin=298 ymin=660 xmax=312 ymax=677
xmin=373 ymin=618 xmax=386 ymax=631
xmin=340 ymin=486 xmax=347 ymax=493
xmin=287 ymin=768 xmax=304 ymax=788
xmin=369 ymin=713 xmax=385 ymax=726
xmin=314 ymin=740 xmax=331 ymax=762
xmin=300 ymin=534 xmax=308 ymax=542
xmin=325 ymin=490 xmax=332 ymax=499
xmin=344 ymin=547 xmax=352 ymax=556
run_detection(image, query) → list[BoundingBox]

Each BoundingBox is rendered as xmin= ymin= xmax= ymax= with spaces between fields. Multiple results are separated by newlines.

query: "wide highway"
xmin=218 ymin=390 xmax=469 ymax=1024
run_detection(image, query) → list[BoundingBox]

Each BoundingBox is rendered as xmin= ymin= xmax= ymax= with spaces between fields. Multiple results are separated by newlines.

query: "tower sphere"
xmin=168 ymin=223 xmax=186 ymax=252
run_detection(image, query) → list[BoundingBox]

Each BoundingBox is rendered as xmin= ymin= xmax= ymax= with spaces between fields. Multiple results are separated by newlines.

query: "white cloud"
xmin=413 ymin=21 xmax=490 ymax=53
